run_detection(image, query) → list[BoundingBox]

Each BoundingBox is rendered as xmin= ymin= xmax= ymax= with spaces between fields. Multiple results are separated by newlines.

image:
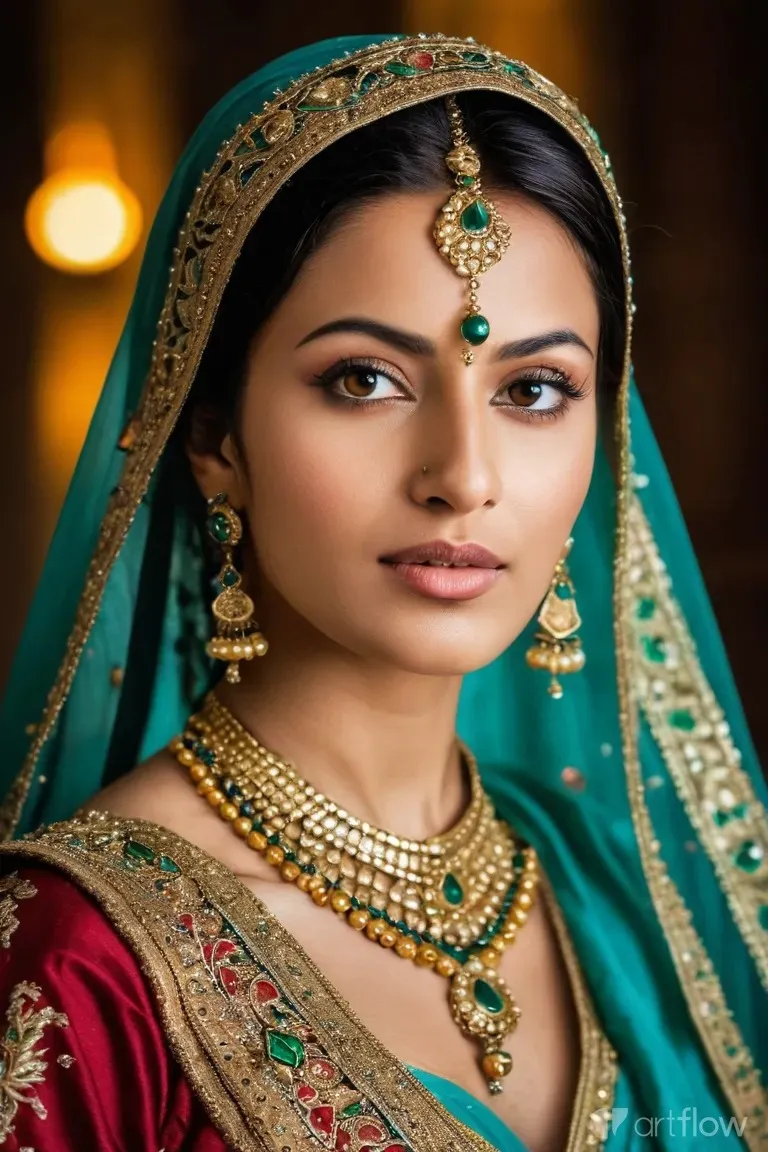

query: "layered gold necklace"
xmin=172 ymin=693 xmax=539 ymax=1094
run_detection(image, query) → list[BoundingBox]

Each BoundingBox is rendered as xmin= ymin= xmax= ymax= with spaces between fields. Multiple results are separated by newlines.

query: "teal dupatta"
xmin=0 ymin=32 xmax=766 ymax=1150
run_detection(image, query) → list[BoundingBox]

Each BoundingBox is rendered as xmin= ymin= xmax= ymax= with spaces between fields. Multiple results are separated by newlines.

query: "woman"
xmin=0 ymin=30 xmax=765 ymax=1152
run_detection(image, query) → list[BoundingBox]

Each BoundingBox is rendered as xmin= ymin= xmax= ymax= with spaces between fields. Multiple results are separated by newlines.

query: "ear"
xmin=186 ymin=432 xmax=249 ymax=509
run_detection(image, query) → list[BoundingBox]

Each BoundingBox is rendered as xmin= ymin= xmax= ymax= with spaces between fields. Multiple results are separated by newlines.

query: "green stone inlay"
xmin=384 ymin=61 xmax=419 ymax=77
xmin=6 ymin=1028 xmax=18 ymax=1043
xmin=207 ymin=512 xmax=231 ymax=543
xmin=459 ymin=175 xmax=475 ymax=186
xmin=266 ymin=1030 xmax=305 ymax=1068
xmin=442 ymin=873 xmax=464 ymax=907
xmin=758 ymin=905 xmax=768 ymax=931
xmin=641 ymin=635 xmax=666 ymax=664
xmin=712 ymin=802 xmax=748 ymax=827
xmin=555 ymin=582 xmax=572 ymax=600
xmin=158 ymin=855 xmax=180 ymax=874
xmin=460 ymin=198 xmax=490 ymax=233
xmin=668 ymin=709 xmax=696 ymax=732
xmin=502 ymin=61 xmax=527 ymax=75
xmin=124 ymin=840 xmax=156 ymax=865
xmin=342 ymin=1102 xmax=363 ymax=1117
xmin=221 ymin=567 xmax=239 ymax=588
xmin=473 ymin=978 xmax=504 ymax=1015
xmin=460 ymin=314 xmax=490 ymax=346
xmin=734 ymin=840 xmax=763 ymax=874
xmin=636 ymin=597 xmax=656 ymax=620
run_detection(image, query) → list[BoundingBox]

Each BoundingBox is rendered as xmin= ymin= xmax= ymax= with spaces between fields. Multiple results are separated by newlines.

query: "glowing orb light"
xmin=25 ymin=125 xmax=142 ymax=274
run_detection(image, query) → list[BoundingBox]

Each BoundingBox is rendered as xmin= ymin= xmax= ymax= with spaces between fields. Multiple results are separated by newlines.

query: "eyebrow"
xmin=296 ymin=317 xmax=594 ymax=360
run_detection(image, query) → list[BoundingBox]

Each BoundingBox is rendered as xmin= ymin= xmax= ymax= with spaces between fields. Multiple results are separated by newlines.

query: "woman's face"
xmin=193 ymin=190 xmax=599 ymax=676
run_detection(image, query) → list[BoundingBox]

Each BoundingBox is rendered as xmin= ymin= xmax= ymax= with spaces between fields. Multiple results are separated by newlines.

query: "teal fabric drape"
xmin=1 ymin=32 xmax=765 ymax=1151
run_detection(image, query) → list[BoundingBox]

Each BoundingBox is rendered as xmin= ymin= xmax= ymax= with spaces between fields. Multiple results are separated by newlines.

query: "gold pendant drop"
xmin=450 ymin=960 xmax=520 ymax=1094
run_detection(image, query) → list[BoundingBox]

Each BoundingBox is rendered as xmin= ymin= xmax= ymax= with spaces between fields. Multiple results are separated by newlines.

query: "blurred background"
xmin=1 ymin=0 xmax=766 ymax=760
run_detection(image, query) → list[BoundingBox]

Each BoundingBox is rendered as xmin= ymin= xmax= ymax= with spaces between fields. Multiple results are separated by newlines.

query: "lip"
xmin=379 ymin=540 xmax=505 ymax=602
xmin=380 ymin=540 xmax=504 ymax=568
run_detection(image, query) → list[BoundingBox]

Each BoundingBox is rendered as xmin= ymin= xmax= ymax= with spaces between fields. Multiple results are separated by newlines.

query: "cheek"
xmin=501 ymin=407 xmax=597 ymax=603
xmin=240 ymin=391 xmax=383 ymax=576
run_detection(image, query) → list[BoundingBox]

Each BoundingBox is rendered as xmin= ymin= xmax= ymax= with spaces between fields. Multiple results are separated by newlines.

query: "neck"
xmin=215 ymin=631 xmax=467 ymax=843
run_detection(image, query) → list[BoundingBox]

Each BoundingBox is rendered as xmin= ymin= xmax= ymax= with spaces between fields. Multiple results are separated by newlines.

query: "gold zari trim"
xmin=628 ymin=497 xmax=768 ymax=989
xmin=1 ymin=814 xmax=616 ymax=1151
xmin=0 ymin=981 xmax=69 ymax=1142
xmin=615 ymin=499 xmax=768 ymax=1148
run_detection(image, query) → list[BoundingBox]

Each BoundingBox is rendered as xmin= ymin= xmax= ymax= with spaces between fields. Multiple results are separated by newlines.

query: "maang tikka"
xmin=205 ymin=493 xmax=268 ymax=684
xmin=434 ymin=95 xmax=511 ymax=365
xmin=525 ymin=538 xmax=585 ymax=699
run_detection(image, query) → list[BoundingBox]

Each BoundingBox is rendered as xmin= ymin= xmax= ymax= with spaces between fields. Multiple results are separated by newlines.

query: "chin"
xmin=360 ymin=624 xmax=518 ymax=678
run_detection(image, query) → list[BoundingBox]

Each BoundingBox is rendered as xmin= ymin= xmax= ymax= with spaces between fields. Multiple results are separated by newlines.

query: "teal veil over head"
xmin=1 ymin=32 xmax=766 ymax=1149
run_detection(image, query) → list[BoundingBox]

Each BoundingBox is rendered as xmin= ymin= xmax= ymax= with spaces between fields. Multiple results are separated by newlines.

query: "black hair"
xmin=179 ymin=90 xmax=624 ymax=456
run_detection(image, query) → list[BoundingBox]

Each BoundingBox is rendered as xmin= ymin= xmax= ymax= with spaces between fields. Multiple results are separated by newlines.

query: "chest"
xmin=241 ymin=875 xmax=584 ymax=1152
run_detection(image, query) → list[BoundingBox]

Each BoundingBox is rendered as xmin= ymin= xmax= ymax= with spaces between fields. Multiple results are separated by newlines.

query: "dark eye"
xmin=339 ymin=368 xmax=383 ymax=399
xmin=508 ymin=380 xmax=545 ymax=408
xmin=314 ymin=359 xmax=405 ymax=404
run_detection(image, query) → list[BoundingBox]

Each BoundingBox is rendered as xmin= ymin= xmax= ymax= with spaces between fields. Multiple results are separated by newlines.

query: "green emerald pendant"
xmin=460 ymin=199 xmax=490 ymax=233
xmin=473 ymin=978 xmax=504 ymax=1015
xmin=461 ymin=314 xmax=490 ymax=346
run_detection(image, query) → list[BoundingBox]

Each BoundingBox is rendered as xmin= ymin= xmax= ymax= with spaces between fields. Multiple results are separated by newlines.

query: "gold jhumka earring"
xmin=205 ymin=493 xmax=268 ymax=684
xmin=525 ymin=538 xmax=585 ymax=699
xmin=433 ymin=95 xmax=511 ymax=365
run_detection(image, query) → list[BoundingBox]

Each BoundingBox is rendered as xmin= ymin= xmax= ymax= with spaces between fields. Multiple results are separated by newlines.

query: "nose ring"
xmin=421 ymin=464 xmax=430 ymax=474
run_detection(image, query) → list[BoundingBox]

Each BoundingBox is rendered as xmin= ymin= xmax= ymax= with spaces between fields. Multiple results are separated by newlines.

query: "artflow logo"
xmin=609 ymin=1106 xmax=747 ymax=1139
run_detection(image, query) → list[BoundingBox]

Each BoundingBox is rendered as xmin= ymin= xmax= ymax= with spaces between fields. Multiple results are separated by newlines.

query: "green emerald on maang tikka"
xmin=433 ymin=95 xmax=511 ymax=366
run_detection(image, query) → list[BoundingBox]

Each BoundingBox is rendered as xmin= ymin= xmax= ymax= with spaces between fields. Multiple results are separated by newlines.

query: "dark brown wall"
xmin=601 ymin=1 xmax=767 ymax=757
xmin=1 ymin=1 xmax=765 ymax=762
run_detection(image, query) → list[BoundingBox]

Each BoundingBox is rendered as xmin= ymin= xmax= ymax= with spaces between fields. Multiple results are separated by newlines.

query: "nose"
xmin=410 ymin=385 xmax=501 ymax=515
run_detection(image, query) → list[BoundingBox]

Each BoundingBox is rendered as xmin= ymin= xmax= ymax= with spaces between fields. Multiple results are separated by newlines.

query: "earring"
xmin=525 ymin=538 xmax=585 ymax=700
xmin=205 ymin=493 xmax=268 ymax=684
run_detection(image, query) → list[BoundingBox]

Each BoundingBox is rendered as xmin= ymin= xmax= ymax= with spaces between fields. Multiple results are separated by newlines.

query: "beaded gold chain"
xmin=171 ymin=694 xmax=540 ymax=1094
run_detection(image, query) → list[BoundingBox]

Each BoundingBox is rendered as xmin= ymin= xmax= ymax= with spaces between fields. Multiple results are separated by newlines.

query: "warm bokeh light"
xmin=25 ymin=167 xmax=142 ymax=274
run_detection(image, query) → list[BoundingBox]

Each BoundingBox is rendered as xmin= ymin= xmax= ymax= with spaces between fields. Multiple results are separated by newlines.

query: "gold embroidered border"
xmin=627 ymin=496 xmax=768 ymax=988
xmin=615 ymin=510 xmax=768 ymax=1148
xmin=0 ymin=981 xmax=69 ymax=1142
xmin=538 ymin=875 xmax=618 ymax=1149
xmin=0 ymin=33 xmax=631 ymax=841
xmin=0 ymin=872 xmax=37 ymax=950
xmin=1 ymin=814 xmax=615 ymax=1151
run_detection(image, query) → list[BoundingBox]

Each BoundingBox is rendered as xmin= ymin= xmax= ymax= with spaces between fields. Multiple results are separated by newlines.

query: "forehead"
xmin=270 ymin=190 xmax=600 ymax=350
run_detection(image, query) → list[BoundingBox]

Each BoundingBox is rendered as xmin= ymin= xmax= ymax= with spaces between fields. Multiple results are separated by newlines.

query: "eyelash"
xmin=311 ymin=357 xmax=588 ymax=421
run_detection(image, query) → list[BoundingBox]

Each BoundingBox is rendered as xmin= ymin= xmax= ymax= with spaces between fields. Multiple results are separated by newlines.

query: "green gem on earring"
xmin=207 ymin=512 xmax=231 ymax=543
xmin=460 ymin=314 xmax=490 ymax=345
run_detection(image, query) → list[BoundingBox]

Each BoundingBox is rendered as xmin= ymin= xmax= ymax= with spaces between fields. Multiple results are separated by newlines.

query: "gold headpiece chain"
xmin=433 ymin=95 xmax=511 ymax=365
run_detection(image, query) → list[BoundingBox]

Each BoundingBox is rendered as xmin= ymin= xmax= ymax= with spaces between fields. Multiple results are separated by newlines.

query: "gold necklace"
xmin=171 ymin=693 xmax=540 ymax=1094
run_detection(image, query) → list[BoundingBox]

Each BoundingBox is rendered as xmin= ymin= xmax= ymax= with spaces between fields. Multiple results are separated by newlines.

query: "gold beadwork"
xmin=183 ymin=693 xmax=518 ymax=949
xmin=205 ymin=493 xmax=268 ymax=684
xmin=526 ymin=537 xmax=585 ymax=698
xmin=433 ymin=94 xmax=511 ymax=365
xmin=171 ymin=694 xmax=540 ymax=1094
